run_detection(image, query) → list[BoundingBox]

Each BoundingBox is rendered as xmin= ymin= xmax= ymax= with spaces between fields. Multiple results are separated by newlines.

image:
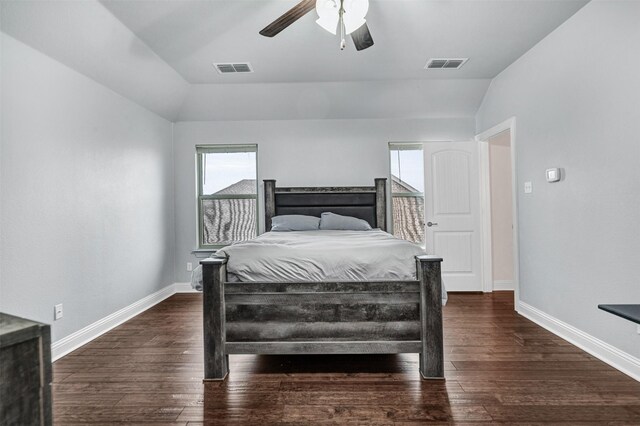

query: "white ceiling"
xmin=1 ymin=0 xmax=589 ymax=121
xmin=101 ymin=0 xmax=589 ymax=84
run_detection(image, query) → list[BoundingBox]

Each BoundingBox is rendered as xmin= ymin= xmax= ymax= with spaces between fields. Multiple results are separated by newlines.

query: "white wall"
xmin=178 ymin=80 xmax=491 ymax=121
xmin=173 ymin=118 xmax=475 ymax=282
xmin=477 ymin=0 xmax=640 ymax=358
xmin=488 ymin=131 xmax=514 ymax=284
xmin=0 ymin=34 xmax=176 ymax=341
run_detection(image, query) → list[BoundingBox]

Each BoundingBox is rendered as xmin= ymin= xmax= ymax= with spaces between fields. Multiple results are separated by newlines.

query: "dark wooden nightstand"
xmin=0 ymin=313 xmax=52 ymax=425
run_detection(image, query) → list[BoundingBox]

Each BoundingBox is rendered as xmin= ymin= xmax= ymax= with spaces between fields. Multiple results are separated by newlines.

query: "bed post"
xmin=416 ymin=255 xmax=444 ymax=379
xmin=374 ymin=178 xmax=387 ymax=231
xmin=201 ymin=257 xmax=229 ymax=381
xmin=264 ymin=179 xmax=276 ymax=232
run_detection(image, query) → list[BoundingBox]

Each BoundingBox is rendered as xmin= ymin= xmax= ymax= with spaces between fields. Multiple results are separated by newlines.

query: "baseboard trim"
xmin=518 ymin=301 xmax=640 ymax=382
xmin=493 ymin=280 xmax=514 ymax=291
xmin=51 ymin=283 xmax=194 ymax=361
xmin=174 ymin=282 xmax=198 ymax=293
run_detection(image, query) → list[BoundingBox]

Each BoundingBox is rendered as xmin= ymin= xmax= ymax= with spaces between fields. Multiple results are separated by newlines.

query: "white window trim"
xmin=389 ymin=143 xmax=425 ymax=245
xmin=196 ymin=144 xmax=258 ymax=249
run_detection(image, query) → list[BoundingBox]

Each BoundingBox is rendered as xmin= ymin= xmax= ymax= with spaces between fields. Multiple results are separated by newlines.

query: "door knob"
xmin=426 ymin=221 xmax=438 ymax=227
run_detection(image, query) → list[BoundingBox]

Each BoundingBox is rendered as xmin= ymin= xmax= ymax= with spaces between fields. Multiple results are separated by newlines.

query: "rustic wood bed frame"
xmin=200 ymin=178 xmax=444 ymax=381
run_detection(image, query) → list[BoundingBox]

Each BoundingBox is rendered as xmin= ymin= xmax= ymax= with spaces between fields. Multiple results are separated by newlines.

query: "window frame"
xmin=388 ymin=142 xmax=425 ymax=245
xmin=196 ymin=144 xmax=258 ymax=250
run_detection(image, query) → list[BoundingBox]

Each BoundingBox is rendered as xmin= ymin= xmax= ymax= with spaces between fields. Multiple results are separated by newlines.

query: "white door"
xmin=424 ymin=142 xmax=482 ymax=292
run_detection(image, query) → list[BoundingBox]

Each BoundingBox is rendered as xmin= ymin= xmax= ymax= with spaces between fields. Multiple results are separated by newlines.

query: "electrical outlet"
xmin=186 ymin=262 xmax=193 ymax=272
xmin=524 ymin=181 xmax=533 ymax=194
xmin=54 ymin=304 xmax=63 ymax=320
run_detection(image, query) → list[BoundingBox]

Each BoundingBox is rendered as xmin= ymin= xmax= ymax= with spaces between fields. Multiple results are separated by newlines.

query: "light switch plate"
xmin=524 ymin=181 xmax=533 ymax=193
xmin=54 ymin=304 xmax=63 ymax=320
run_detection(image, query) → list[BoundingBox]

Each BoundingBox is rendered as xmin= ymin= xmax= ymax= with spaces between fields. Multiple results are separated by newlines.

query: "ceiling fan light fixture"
xmin=259 ymin=0 xmax=374 ymax=51
xmin=315 ymin=0 xmax=368 ymax=36
xmin=316 ymin=15 xmax=338 ymax=35
xmin=344 ymin=17 xmax=366 ymax=35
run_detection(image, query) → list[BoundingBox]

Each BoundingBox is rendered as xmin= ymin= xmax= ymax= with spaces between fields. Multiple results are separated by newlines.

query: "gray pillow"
xmin=319 ymin=212 xmax=372 ymax=231
xmin=271 ymin=215 xmax=320 ymax=231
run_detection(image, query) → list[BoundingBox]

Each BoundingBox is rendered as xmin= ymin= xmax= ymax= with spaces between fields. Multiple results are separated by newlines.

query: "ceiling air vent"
xmin=425 ymin=58 xmax=468 ymax=70
xmin=214 ymin=62 xmax=254 ymax=74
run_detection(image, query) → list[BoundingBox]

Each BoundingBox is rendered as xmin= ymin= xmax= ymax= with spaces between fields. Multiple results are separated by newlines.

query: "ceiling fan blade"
xmin=351 ymin=22 xmax=374 ymax=51
xmin=259 ymin=0 xmax=316 ymax=37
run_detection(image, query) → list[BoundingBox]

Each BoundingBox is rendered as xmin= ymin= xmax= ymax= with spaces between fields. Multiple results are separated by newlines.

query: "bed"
xmin=199 ymin=178 xmax=444 ymax=381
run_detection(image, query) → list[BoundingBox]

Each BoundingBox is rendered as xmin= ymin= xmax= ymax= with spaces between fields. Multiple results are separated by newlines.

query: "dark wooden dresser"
xmin=0 ymin=313 xmax=52 ymax=425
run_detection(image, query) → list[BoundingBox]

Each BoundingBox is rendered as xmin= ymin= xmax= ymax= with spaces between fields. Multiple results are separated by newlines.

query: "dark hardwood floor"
xmin=52 ymin=292 xmax=640 ymax=424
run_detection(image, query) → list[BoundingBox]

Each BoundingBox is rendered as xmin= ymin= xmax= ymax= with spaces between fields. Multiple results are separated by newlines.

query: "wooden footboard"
xmin=201 ymin=255 xmax=443 ymax=381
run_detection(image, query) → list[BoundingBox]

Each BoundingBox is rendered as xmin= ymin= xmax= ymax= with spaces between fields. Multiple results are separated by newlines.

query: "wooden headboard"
xmin=264 ymin=179 xmax=387 ymax=232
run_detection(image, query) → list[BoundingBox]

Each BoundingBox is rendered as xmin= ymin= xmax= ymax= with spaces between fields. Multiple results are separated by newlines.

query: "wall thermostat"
xmin=546 ymin=168 xmax=561 ymax=183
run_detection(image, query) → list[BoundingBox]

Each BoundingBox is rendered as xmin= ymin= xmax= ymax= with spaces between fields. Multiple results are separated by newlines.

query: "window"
xmin=196 ymin=145 xmax=258 ymax=249
xmin=389 ymin=143 xmax=425 ymax=245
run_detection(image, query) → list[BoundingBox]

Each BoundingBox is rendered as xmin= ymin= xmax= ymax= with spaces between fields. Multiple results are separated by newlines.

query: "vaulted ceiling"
xmin=1 ymin=0 xmax=589 ymax=121
xmin=102 ymin=0 xmax=588 ymax=84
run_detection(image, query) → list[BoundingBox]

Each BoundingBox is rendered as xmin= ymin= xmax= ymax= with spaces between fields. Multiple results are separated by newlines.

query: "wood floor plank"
xmin=51 ymin=292 xmax=640 ymax=424
xmin=54 ymin=406 xmax=184 ymax=423
xmin=279 ymin=404 xmax=493 ymax=423
xmin=484 ymin=404 xmax=640 ymax=422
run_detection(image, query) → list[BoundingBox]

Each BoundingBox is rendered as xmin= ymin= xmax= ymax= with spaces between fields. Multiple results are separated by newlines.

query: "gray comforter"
xmin=191 ymin=230 xmax=447 ymax=303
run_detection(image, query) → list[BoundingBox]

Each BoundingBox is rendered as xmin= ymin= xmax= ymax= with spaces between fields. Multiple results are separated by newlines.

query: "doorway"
xmin=476 ymin=118 xmax=520 ymax=307
xmin=487 ymin=131 xmax=514 ymax=289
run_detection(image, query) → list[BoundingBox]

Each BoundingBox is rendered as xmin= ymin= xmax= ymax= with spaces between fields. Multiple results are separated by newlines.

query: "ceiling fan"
xmin=259 ymin=0 xmax=374 ymax=51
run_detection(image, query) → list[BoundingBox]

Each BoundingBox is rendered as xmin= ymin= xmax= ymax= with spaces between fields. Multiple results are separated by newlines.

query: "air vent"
xmin=425 ymin=58 xmax=468 ymax=70
xmin=214 ymin=62 xmax=254 ymax=74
